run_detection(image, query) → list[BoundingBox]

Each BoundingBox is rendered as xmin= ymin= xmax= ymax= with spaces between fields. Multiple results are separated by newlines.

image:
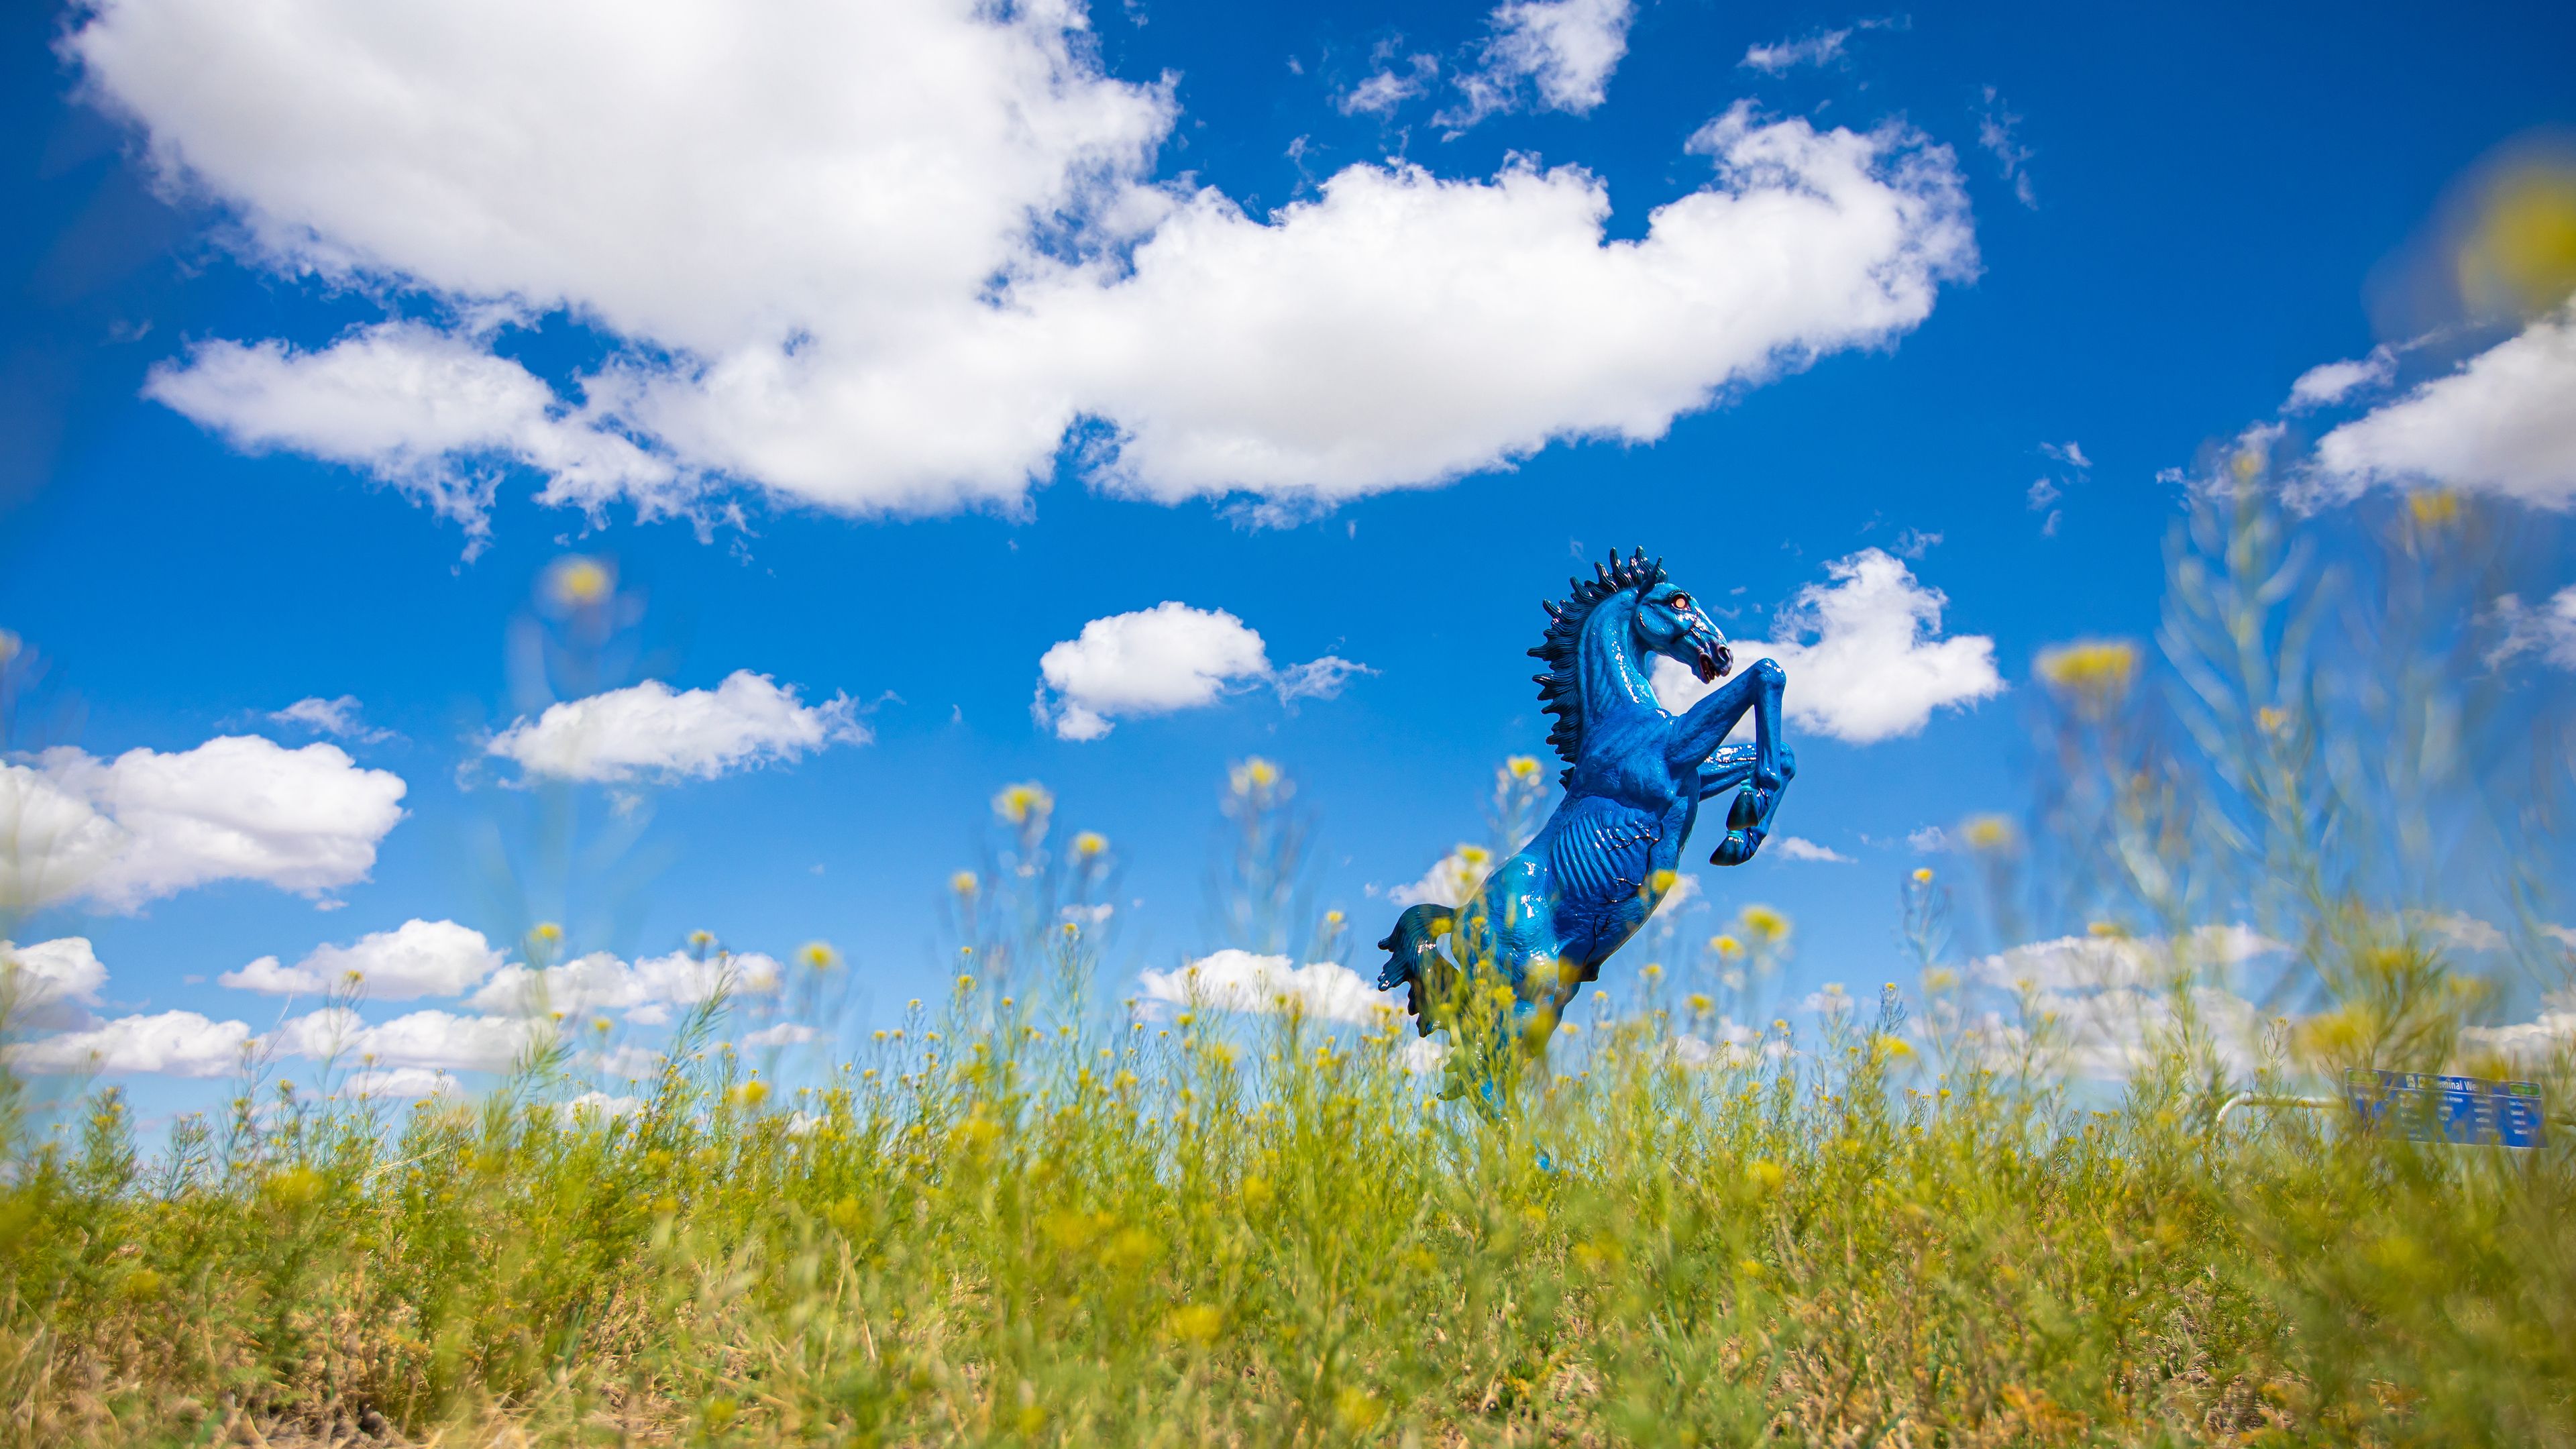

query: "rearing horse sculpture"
xmin=1378 ymin=549 xmax=1793 ymax=1081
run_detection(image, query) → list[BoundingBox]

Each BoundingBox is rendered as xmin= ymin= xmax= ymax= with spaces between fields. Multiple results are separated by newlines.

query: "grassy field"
xmin=4 ymin=478 xmax=2573 ymax=1446
xmin=6 ymin=971 xmax=2571 ymax=1447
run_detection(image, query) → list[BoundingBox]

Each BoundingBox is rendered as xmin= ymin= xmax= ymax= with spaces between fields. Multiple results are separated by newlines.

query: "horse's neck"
xmin=1578 ymin=596 xmax=1661 ymax=725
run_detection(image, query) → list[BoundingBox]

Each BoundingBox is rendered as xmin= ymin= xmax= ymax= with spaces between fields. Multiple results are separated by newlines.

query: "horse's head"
xmin=1631 ymin=581 xmax=1732 ymax=684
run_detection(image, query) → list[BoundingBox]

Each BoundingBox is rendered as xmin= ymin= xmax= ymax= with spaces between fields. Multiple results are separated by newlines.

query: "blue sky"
xmin=5 ymin=0 xmax=2573 ymax=1118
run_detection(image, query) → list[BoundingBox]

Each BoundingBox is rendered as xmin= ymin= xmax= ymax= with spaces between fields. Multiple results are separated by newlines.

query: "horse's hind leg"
xmin=1377 ymin=904 xmax=1462 ymax=1036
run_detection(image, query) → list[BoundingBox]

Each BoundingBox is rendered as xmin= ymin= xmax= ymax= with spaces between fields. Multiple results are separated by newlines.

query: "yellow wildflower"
xmin=1169 ymin=1303 xmax=1225 ymax=1344
xmin=1229 ymin=757 xmax=1283 ymax=796
xmin=992 ymin=781 xmax=1054 ymax=825
xmin=1737 ymin=904 xmax=1789 ymax=942
xmin=545 ymin=555 xmax=612 ymax=608
xmin=1962 ymin=815 xmax=2013 ymax=851
xmin=2034 ymin=639 xmax=2139 ymax=714
xmin=2457 ymin=162 xmax=2576 ymax=317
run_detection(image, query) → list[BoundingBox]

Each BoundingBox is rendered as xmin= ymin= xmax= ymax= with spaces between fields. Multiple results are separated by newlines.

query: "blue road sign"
xmin=2343 ymin=1069 xmax=2546 ymax=1148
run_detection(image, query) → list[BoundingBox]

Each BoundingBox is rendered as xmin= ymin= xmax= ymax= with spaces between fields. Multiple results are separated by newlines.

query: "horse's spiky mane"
xmin=1527 ymin=548 xmax=1665 ymax=771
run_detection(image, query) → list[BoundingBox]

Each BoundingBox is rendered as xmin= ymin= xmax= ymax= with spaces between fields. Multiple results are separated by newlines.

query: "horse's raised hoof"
xmin=1711 ymin=786 xmax=1770 ymax=865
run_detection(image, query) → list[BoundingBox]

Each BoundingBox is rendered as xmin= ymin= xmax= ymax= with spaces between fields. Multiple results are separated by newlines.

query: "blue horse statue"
xmin=1377 ymin=549 xmax=1792 ymax=1083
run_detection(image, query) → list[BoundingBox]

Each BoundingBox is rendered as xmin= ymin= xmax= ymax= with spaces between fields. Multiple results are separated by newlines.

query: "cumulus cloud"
xmin=1740 ymin=28 xmax=1851 ymax=74
xmin=1440 ymin=0 xmax=1635 ymax=127
xmin=2 ymin=937 xmax=109 ymax=1029
xmin=565 ymin=1089 xmax=645 ymax=1120
xmin=1339 ymin=54 xmax=1439 ymax=117
xmin=1972 ymin=924 xmax=2279 ymax=996
xmin=0 ymin=737 xmax=407 ymax=912
xmin=486 ymin=671 xmax=864 ymax=783
xmin=1386 ymin=843 xmax=1497 ymax=909
xmin=148 ymin=325 xmax=676 ymax=552
xmin=2489 ymin=586 xmax=2576 ymax=670
xmin=2312 ymin=307 xmax=2576 ymax=508
xmin=347 ymin=1066 xmax=464 ymax=1099
xmin=269 ymin=695 xmax=393 ymax=743
xmin=2464 ymin=992 xmax=2576 ymax=1064
xmin=1034 ymin=602 xmax=1364 ymax=740
xmin=1652 ymin=548 xmax=2002 ymax=743
xmin=1139 ymin=949 xmax=1395 ymax=1025
xmin=7 ymin=1010 xmax=254 ymax=1077
xmin=2286 ymin=347 xmax=2396 ymax=411
xmin=465 ymin=948 xmax=783 ymax=1019
xmin=74 ymin=1 xmax=1972 ymax=536
xmin=221 ymin=918 xmax=507 ymax=1000
xmin=1769 ymin=835 xmax=1853 ymax=863
xmin=276 ymin=1007 xmax=546 ymax=1073
xmin=1959 ymin=926 xmax=2284 ymax=1081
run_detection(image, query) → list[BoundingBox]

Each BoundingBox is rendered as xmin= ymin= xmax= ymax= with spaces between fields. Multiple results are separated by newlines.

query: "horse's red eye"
xmin=1670 ymin=592 xmax=1692 ymax=610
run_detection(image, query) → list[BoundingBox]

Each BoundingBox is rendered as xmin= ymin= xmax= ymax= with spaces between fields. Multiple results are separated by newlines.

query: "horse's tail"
xmin=1376 ymin=904 xmax=1458 ymax=1038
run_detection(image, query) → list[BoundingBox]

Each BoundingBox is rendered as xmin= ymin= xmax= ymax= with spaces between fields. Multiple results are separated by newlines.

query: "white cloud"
xmin=1652 ymin=548 xmax=2002 ymax=743
xmin=1740 ymin=28 xmax=1850 ymax=74
xmin=1399 ymin=1035 xmax=1448 ymax=1075
xmin=345 ymin=1066 xmax=464 ymax=1099
xmin=593 ymin=1044 xmax=665 ymax=1079
xmin=221 ymin=918 xmax=506 ymax=1000
xmin=1769 ymin=835 xmax=1852 ymax=863
xmin=465 ymin=949 xmax=783 ymax=1018
xmin=2410 ymin=910 xmax=2507 ymax=954
xmin=1906 ymin=825 xmax=1949 ymax=852
xmin=2312 ymin=307 xmax=2576 ymax=508
xmin=76 ymin=1 xmax=1972 ymax=533
xmin=1033 ymin=602 xmax=1363 ymax=740
xmin=1976 ymin=86 xmax=2035 ymax=209
xmin=486 ymin=671 xmax=863 ymax=783
xmin=1953 ymin=926 xmax=2284 ymax=1081
xmin=565 ymin=1089 xmax=645 ymax=1119
xmin=1388 ymin=843 xmax=1497 ymax=909
xmin=2286 ymin=347 xmax=2396 ymax=410
xmin=7 ymin=1011 xmax=252 ymax=1077
xmin=0 ymin=737 xmax=407 ymax=912
xmin=2463 ymin=993 xmax=2576 ymax=1063
xmin=3 ymin=937 xmax=109 ymax=1029
xmin=1338 ymin=54 xmax=1438 ymax=117
xmin=1971 ymin=924 xmax=2279 ymax=996
xmin=1440 ymin=0 xmax=1635 ymax=127
xmin=1140 ymin=949 xmax=1396 ymax=1026
xmin=147 ymin=324 xmax=678 ymax=553
xmin=276 ymin=1007 xmax=545 ymax=1073
xmin=269 ymin=695 xmax=393 ymax=743
xmin=2489 ymin=586 xmax=2576 ymax=670
xmin=742 ymin=1022 xmax=820 ymax=1048
xmin=1800 ymin=982 xmax=1854 ymax=1014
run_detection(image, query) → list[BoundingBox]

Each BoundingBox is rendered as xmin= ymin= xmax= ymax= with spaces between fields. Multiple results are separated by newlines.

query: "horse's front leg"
xmin=1668 ymin=660 xmax=1792 ymax=865
xmin=1665 ymin=659 xmax=1776 ymax=765
xmin=1697 ymin=743 xmax=1758 ymax=799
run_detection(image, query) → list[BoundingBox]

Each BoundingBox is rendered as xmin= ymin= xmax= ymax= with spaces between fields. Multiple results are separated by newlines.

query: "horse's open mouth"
xmin=1693 ymin=645 xmax=1732 ymax=684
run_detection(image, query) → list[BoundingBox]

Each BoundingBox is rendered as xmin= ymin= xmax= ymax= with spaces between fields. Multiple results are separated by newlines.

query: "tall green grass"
xmin=3 ymin=477 xmax=2571 ymax=1446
